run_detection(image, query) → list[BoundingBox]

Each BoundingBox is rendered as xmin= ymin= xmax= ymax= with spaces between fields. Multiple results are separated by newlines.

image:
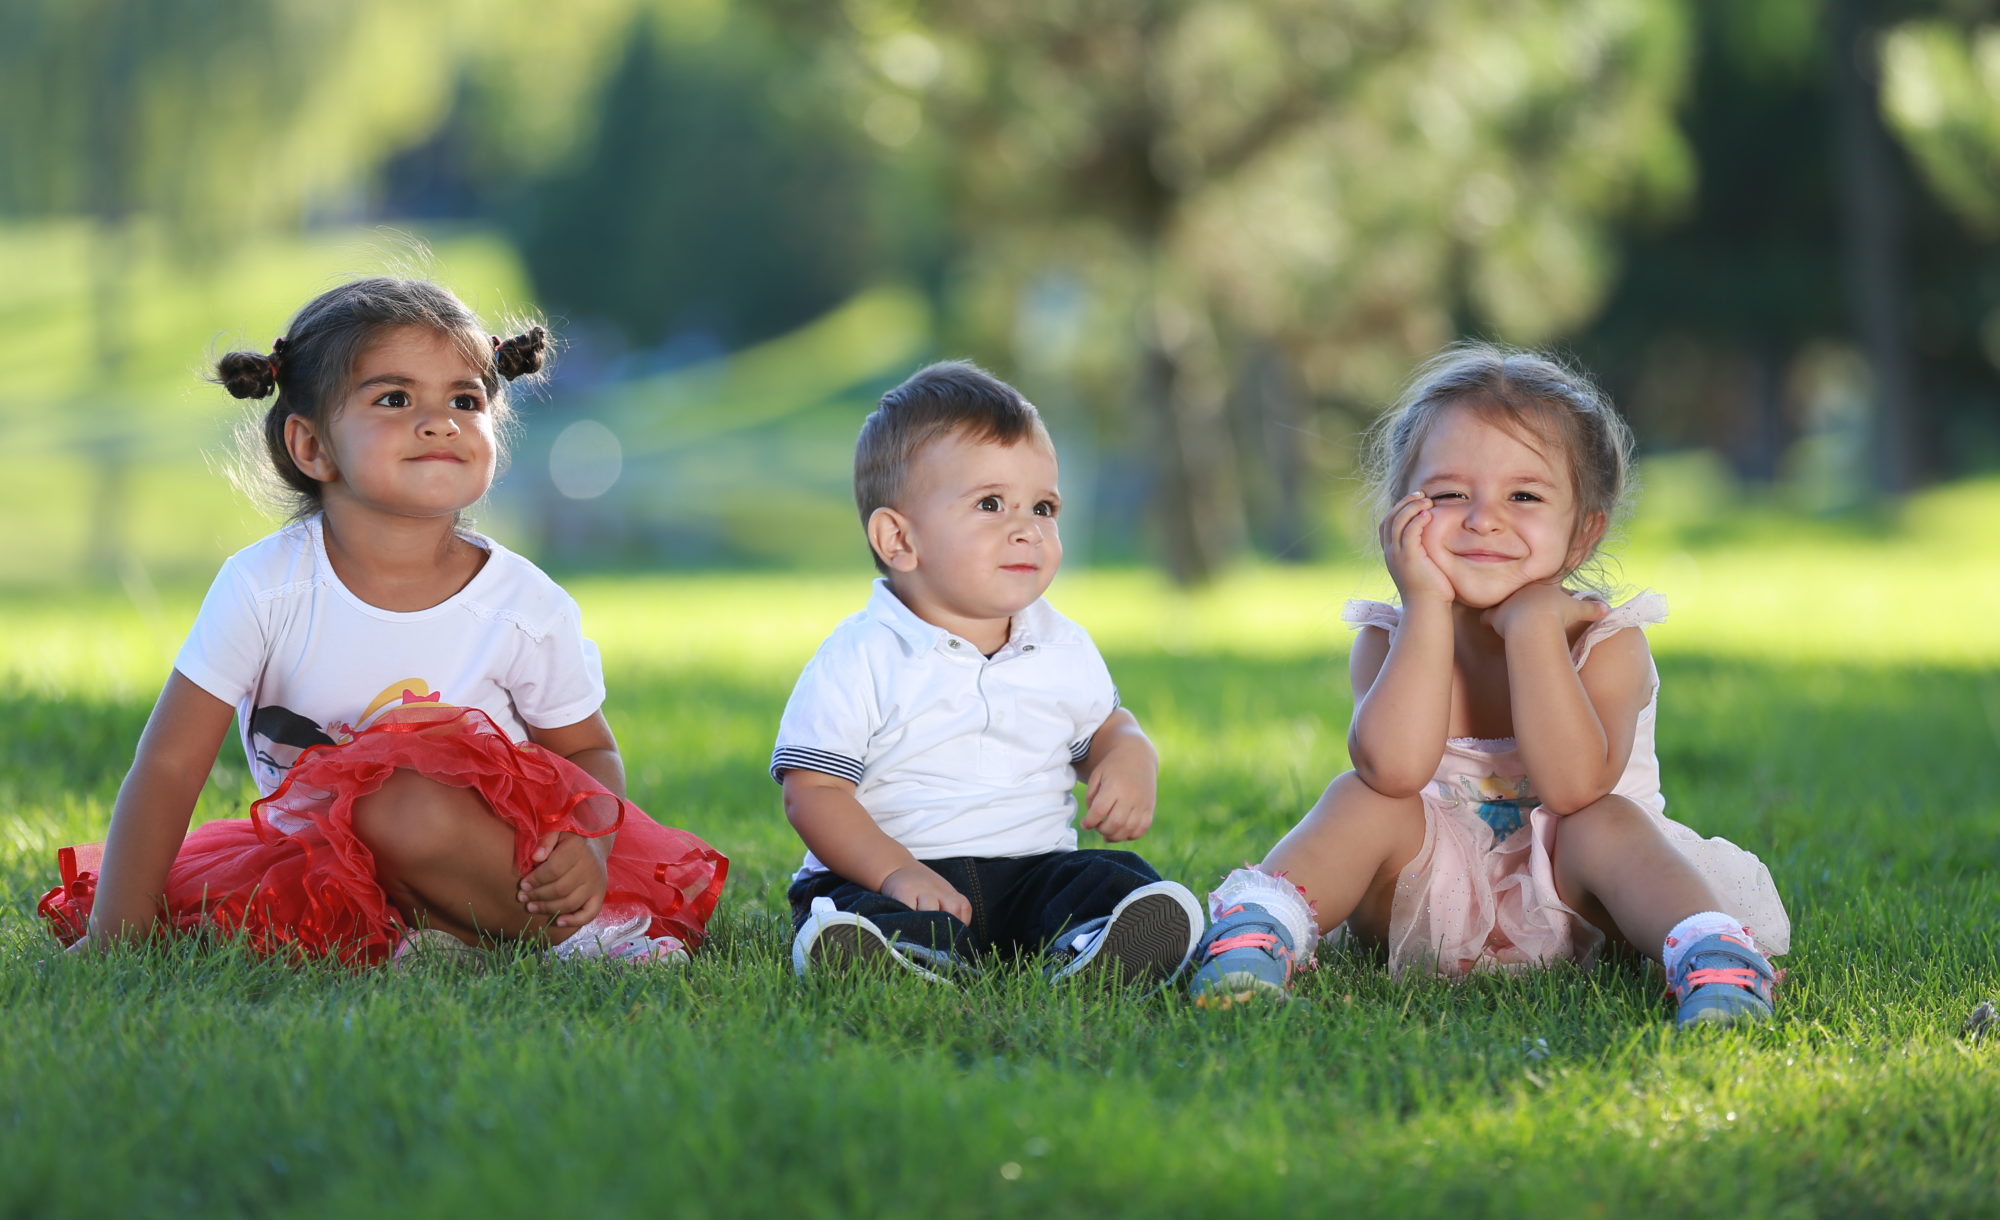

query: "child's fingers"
xmin=1382 ymin=493 xmax=1430 ymax=545
xmin=1101 ymin=807 xmax=1149 ymax=842
xmin=927 ymin=888 xmax=971 ymax=923
xmin=908 ymin=886 xmax=972 ymax=923
xmin=522 ymin=875 xmax=577 ymax=907
xmin=530 ymin=830 xmax=564 ymax=865
xmin=1084 ymin=789 xmax=1119 ymax=833
xmin=521 ymin=854 xmax=595 ymax=910
xmin=518 ymin=860 xmax=566 ymax=901
xmin=541 ymin=881 xmax=603 ymax=922
xmin=1379 ymin=493 xmax=1417 ymax=544
xmin=555 ymin=892 xmax=604 ymax=928
xmin=1103 ymin=799 xmax=1144 ymax=833
xmin=1079 ymin=792 xmax=1108 ymax=830
xmin=1401 ymin=503 xmax=1435 ymax=553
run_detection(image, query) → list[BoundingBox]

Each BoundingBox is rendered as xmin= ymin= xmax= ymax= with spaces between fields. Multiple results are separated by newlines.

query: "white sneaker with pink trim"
xmin=550 ymin=906 xmax=690 ymax=966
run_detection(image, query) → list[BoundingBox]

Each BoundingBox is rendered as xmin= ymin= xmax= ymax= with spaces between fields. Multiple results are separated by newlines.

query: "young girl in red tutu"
xmin=40 ymin=277 xmax=727 ymax=966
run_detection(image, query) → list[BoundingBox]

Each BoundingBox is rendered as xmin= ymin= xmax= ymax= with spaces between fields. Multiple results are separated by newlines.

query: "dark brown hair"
xmin=1364 ymin=342 xmax=1634 ymax=587
xmin=855 ymin=361 xmax=1050 ymax=574
xmin=214 ymin=277 xmax=548 ymax=520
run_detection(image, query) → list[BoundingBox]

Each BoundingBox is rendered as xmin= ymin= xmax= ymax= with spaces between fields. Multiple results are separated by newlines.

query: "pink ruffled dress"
xmin=1342 ymin=593 xmax=1790 ymax=978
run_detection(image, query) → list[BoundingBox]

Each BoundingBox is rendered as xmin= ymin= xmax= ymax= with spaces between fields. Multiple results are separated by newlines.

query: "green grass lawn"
xmin=4 ymin=496 xmax=1999 ymax=1216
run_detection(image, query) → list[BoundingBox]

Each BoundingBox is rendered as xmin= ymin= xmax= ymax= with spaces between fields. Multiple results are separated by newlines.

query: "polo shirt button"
xmin=1023 ymin=644 xmax=1035 ymax=652
xmin=948 ymin=639 xmax=960 ymax=648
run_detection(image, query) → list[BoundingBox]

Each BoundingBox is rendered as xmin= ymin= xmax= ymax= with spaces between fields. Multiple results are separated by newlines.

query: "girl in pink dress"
xmin=1187 ymin=344 xmax=1788 ymax=1025
xmin=41 ymin=277 xmax=726 ymax=965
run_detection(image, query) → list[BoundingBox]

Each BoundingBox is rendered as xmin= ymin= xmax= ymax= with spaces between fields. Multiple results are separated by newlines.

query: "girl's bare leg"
xmin=1549 ymin=794 xmax=1726 ymax=961
xmin=1259 ymin=771 xmax=1427 ymax=941
xmin=350 ymin=769 xmax=575 ymax=946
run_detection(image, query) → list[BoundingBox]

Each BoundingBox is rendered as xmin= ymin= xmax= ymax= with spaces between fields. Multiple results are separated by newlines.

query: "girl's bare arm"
xmin=1492 ymin=592 xmax=1650 ymax=813
xmin=86 ymin=672 xmax=236 ymax=944
xmin=1347 ymin=494 xmax=1458 ymax=795
xmin=1345 ymin=603 xmax=1455 ymax=797
xmin=528 ymin=710 xmax=625 ymax=797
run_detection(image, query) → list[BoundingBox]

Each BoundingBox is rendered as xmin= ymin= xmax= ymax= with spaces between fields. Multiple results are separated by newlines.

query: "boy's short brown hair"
xmin=855 ymin=361 xmax=1051 ymax=574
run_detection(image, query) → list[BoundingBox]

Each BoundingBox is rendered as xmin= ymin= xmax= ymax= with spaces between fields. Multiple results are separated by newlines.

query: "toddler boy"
xmin=771 ymin=361 xmax=1201 ymax=988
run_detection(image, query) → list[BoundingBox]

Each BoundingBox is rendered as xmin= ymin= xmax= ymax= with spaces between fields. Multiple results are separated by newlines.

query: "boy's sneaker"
xmin=791 ymin=897 xmax=972 ymax=986
xmin=1045 ymin=880 xmax=1203 ymax=993
xmin=1188 ymin=902 xmax=1297 ymax=1008
xmin=551 ymin=905 xmax=691 ymax=966
xmin=1669 ymin=931 xmax=1776 ymax=1027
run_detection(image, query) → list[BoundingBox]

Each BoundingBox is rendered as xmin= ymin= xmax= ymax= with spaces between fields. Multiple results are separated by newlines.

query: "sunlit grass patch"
xmin=3 ymin=494 xmax=1997 ymax=1215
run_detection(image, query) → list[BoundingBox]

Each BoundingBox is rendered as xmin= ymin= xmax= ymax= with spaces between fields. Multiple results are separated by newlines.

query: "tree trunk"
xmin=1139 ymin=325 xmax=1242 ymax=586
xmin=1239 ymin=341 xmax=1313 ymax=562
xmin=1828 ymin=0 xmax=1921 ymax=495
xmin=82 ymin=18 xmax=138 ymax=581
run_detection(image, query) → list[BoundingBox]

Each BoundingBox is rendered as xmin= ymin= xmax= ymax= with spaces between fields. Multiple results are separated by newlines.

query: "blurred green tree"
xmin=1575 ymin=0 xmax=2000 ymax=499
xmin=0 ymin=0 xmax=639 ymax=571
xmin=1882 ymin=17 xmax=2000 ymax=236
xmin=796 ymin=0 xmax=1695 ymax=582
xmin=500 ymin=6 xmax=885 ymax=352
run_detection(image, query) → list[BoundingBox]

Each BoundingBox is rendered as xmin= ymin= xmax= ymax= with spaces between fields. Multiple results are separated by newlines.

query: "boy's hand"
xmin=1080 ymin=738 xmax=1157 ymax=843
xmin=519 ymin=831 xmax=611 ymax=928
xmin=880 ymin=863 xmax=972 ymax=924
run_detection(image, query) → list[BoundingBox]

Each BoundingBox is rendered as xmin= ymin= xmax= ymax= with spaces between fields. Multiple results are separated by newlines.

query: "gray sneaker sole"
xmin=1055 ymin=892 xmax=1197 ymax=990
xmin=800 ymin=921 xmax=952 ymax=985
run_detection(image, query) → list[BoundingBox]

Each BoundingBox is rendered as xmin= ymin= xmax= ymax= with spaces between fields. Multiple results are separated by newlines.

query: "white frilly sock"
xmin=1208 ymin=868 xmax=1317 ymax=959
xmin=1662 ymin=910 xmax=1754 ymax=977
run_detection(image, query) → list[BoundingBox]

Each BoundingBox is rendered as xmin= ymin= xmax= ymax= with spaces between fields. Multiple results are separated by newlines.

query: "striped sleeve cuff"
xmin=770 ymin=747 xmax=865 ymax=786
xmin=1070 ymin=693 xmax=1120 ymax=764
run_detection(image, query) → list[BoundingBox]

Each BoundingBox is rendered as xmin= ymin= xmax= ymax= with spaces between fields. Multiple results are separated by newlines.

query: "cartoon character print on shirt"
xmin=249 ymin=679 xmax=458 ymax=786
xmin=348 ymin=678 xmax=456 ymax=737
xmin=248 ymin=704 xmax=338 ymax=786
xmin=1432 ymin=774 xmax=1536 ymax=845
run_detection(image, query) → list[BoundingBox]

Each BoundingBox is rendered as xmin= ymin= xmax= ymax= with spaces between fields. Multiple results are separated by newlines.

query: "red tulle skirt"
xmin=38 ymin=706 xmax=728 ymax=965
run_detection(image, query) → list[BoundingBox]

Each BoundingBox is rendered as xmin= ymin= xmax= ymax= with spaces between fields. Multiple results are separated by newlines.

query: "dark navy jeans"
xmin=787 ymin=849 xmax=1163 ymax=961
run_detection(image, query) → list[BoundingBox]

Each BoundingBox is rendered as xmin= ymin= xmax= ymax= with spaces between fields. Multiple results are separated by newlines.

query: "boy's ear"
xmin=1567 ymin=511 xmax=1607 ymax=570
xmin=284 ymin=416 xmax=337 ymax=483
xmin=866 ymin=506 xmax=920 ymax=572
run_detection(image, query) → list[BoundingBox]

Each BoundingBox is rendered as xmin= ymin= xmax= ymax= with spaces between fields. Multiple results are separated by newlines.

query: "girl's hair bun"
xmin=492 ymin=326 xmax=547 ymax=381
xmin=217 ymin=349 xmax=279 ymax=399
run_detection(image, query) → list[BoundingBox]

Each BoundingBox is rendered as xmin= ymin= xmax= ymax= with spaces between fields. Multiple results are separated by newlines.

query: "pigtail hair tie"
xmin=217 ymin=337 xmax=285 ymax=400
xmin=492 ymin=325 xmax=548 ymax=381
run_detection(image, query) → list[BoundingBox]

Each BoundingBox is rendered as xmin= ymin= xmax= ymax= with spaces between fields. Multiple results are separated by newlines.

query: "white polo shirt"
xmin=771 ymin=579 xmax=1120 ymax=877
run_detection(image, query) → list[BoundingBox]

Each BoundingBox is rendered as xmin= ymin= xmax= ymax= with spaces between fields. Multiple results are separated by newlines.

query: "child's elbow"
xmin=779 ymin=776 xmax=821 ymax=828
xmin=1350 ymin=758 xmax=1427 ymax=801
xmin=1538 ymin=780 xmax=1617 ymax=817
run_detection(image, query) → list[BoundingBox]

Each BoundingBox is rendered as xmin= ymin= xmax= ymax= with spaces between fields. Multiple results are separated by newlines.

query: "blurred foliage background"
xmin=1 ymin=0 xmax=1995 ymax=591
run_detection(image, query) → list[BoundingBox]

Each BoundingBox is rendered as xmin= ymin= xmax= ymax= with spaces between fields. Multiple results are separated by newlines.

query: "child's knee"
xmin=1550 ymin=794 xmax=1651 ymax=858
xmin=1559 ymin=793 xmax=1645 ymax=833
xmin=1318 ymin=772 xmax=1425 ymax=846
xmin=351 ymin=770 xmax=483 ymax=871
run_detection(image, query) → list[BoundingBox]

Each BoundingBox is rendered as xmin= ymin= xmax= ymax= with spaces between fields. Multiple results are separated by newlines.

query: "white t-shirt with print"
xmin=174 ymin=516 xmax=605 ymax=795
xmin=771 ymin=579 xmax=1121 ymax=878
